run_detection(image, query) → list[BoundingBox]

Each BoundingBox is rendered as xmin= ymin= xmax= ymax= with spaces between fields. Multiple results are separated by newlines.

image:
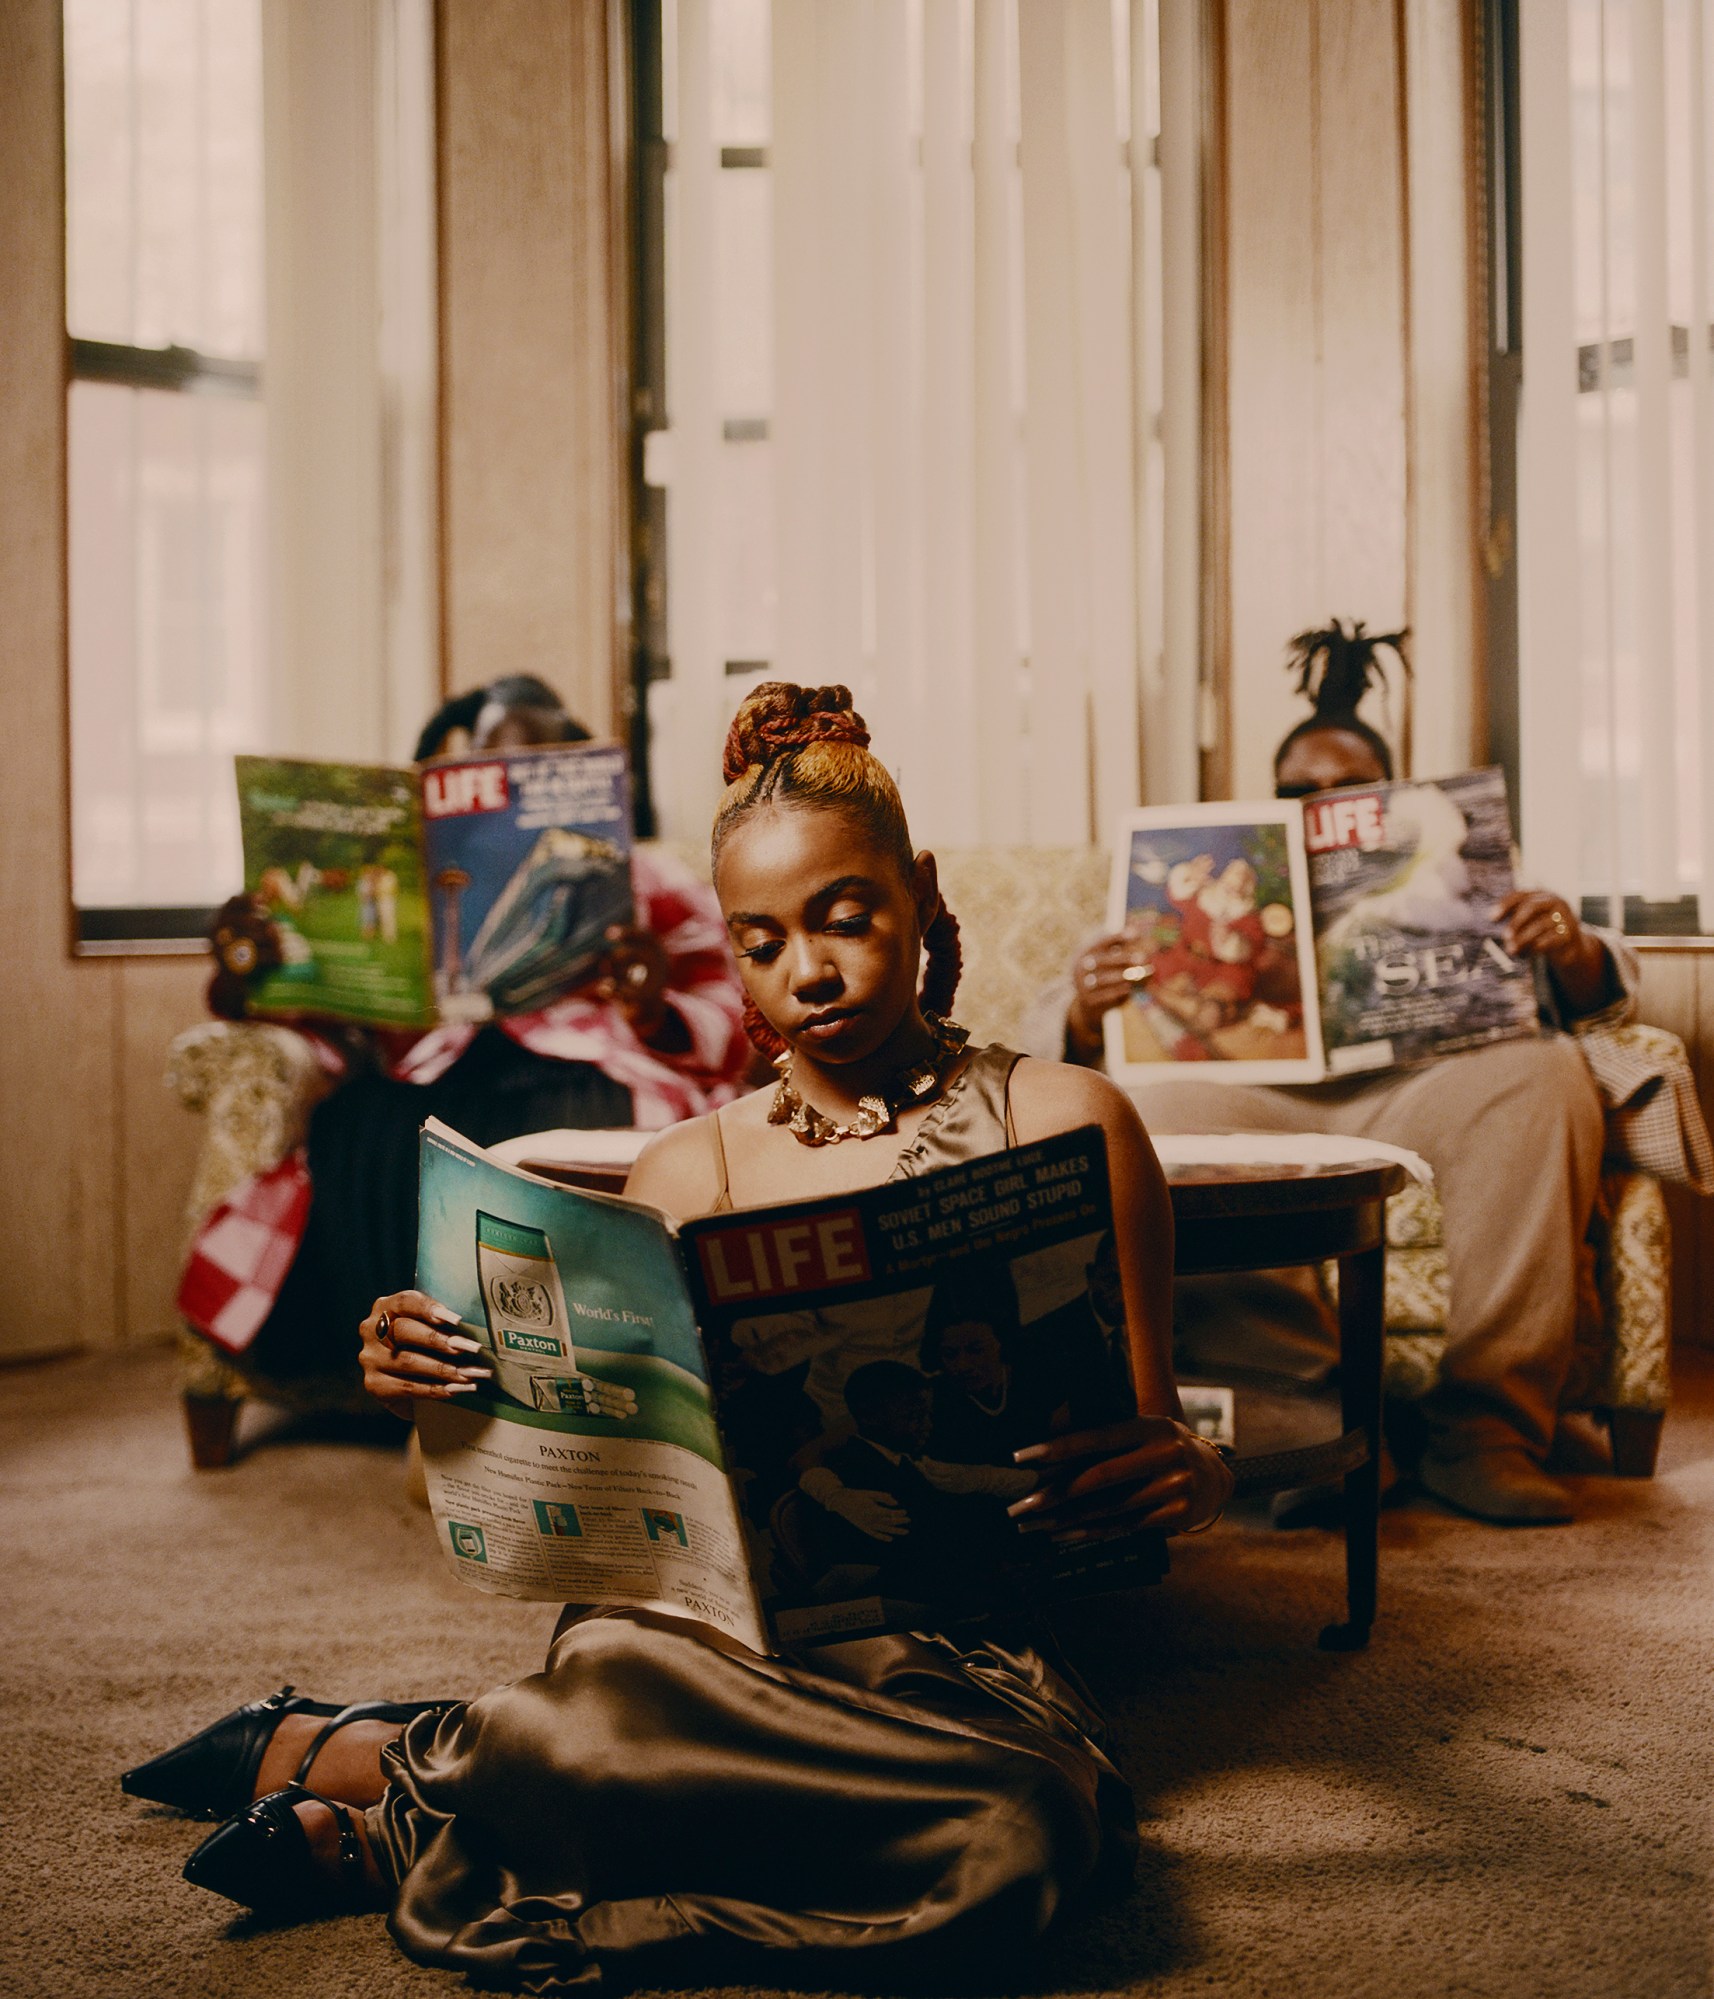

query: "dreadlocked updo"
xmin=713 ymin=682 xmax=963 ymax=1058
xmin=1274 ymin=619 xmax=1409 ymax=781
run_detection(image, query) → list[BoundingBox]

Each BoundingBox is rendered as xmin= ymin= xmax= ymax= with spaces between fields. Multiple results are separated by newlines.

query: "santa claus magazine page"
xmin=1101 ymin=801 xmax=1326 ymax=1086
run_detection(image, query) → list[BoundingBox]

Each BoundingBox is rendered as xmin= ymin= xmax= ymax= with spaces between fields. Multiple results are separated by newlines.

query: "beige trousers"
xmin=1132 ymin=1034 xmax=1606 ymax=1457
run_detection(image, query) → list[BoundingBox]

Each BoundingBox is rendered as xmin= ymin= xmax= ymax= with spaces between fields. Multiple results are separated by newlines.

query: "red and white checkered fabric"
xmin=176 ymin=1149 xmax=312 ymax=1354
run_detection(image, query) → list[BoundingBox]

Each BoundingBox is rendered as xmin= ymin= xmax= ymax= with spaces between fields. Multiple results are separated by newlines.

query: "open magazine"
xmin=1105 ymin=767 xmax=1540 ymax=1085
xmin=413 ymin=1117 xmax=1165 ymax=1654
xmin=234 ymin=743 xmax=633 ymax=1029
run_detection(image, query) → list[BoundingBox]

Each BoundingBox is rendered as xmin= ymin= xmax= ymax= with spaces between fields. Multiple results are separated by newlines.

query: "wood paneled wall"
xmin=1635 ymin=948 xmax=1714 ymax=1351
xmin=0 ymin=0 xmax=207 ymax=1364
xmin=437 ymin=0 xmax=625 ymax=737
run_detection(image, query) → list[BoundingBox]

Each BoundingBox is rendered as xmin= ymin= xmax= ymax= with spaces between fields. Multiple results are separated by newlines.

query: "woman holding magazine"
xmin=126 ymin=682 xmax=1232 ymax=1989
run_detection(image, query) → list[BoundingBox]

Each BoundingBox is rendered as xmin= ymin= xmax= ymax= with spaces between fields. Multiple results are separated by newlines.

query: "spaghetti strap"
xmin=1003 ymin=1064 xmax=1019 ymax=1149
xmin=708 ymin=1107 xmax=734 ymax=1212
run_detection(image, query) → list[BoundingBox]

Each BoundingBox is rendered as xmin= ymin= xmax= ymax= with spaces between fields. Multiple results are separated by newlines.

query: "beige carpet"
xmin=2 ymin=1344 xmax=1710 ymax=1999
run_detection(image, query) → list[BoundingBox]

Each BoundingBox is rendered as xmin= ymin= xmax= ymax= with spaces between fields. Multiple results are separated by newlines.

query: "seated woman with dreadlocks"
xmin=193 ymin=673 xmax=750 ymax=1385
xmin=127 ymin=682 xmax=1229 ymax=1988
xmin=1035 ymin=621 xmax=1634 ymax=1529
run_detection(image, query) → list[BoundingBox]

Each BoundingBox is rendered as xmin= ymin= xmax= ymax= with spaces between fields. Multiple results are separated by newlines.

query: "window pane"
xmin=714 ymin=167 xmax=772 ymax=418
xmin=69 ymin=380 xmax=266 ymax=907
xmin=709 ymin=0 xmax=769 ymax=146
xmin=716 ymin=438 xmax=776 ymax=666
xmin=64 ymin=0 xmax=264 ymax=356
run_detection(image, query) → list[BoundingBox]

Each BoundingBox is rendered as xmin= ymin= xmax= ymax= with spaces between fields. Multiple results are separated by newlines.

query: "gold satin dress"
xmin=367 ymin=1047 xmax=1138 ymax=1992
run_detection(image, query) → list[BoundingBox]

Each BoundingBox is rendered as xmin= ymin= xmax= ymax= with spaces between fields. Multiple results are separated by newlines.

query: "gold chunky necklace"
xmin=768 ymin=1013 xmax=969 ymax=1146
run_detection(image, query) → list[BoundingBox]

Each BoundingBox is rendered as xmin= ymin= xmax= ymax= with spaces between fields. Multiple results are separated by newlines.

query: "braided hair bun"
xmin=721 ymin=682 xmax=871 ymax=784
xmin=713 ymin=681 xmax=963 ymax=1055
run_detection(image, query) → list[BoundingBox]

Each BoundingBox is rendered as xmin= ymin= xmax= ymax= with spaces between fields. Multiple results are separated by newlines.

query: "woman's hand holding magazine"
xmin=1009 ymin=1416 xmax=1235 ymax=1539
xmin=358 ymin=1289 xmax=493 ymax=1414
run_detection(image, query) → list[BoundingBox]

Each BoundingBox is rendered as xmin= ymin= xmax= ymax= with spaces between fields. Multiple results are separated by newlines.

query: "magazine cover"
xmin=683 ymin=1127 xmax=1161 ymax=1648
xmin=414 ymin=1121 xmax=1168 ymax=1653
xmin=423 ymin=743 xmax=634 ymax=1024
xmin=1307 ymin=767 xmax=1540 ymax=1073
xmin=236 ymin=757 xmax=434 ymax=1027
xmin=413 ymin=1121 xmax=766 ymax=1649
xmin=1102 ymin=802 xmax=1325 ymax=1085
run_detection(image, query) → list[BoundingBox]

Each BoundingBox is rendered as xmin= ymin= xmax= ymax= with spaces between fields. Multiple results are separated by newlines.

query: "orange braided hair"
xmin=713 ymin=683 xmax=963 ymax=1057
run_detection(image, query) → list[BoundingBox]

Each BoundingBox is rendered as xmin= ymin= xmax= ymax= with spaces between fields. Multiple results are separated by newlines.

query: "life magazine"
xmin=1104 ymin=767 xmax=1540 ymax=1084
xmin=413 ymin=1118 xmax=1163 ymax=1654
xmin=1306 ymin=767 xmax=1539 ymax=1073
xmin=235 ymin=743 xmax=633 ymax=1028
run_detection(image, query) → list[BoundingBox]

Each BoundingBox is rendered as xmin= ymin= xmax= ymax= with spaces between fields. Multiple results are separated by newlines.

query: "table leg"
xmin=1320 ymin=1235 xmax=1384 ymax=1652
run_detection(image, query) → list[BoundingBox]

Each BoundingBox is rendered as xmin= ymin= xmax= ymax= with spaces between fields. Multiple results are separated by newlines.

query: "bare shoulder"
xmin=1006 ymin=1054 xmax=1152 ymax=1151
xmin=623 ymin=1114 xmax=725 ymax=1223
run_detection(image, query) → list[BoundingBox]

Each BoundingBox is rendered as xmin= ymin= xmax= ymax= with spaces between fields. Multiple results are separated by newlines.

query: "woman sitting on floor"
xmin=124 ymin=680 xmax=1232 ymax=1991
xmin=189 ymin=672 xmax=751 ymax=1387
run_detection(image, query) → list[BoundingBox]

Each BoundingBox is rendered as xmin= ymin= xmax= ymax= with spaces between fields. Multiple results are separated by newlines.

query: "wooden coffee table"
xmin=1166 ymin=1157 xmax=1408 ymax=1651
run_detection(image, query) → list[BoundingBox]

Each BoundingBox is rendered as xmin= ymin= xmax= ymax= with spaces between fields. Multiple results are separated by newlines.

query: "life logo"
xmin=423 ymin=762 xmax=509 ymax=817
xmin=1303 ymin=794 xmax=1386 ymax=855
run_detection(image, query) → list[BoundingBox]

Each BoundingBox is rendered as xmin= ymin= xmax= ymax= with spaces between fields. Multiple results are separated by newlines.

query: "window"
xmin=65 ymin=0 xmax=268 ymax=948
xmin=630 ymin=0 xmax=1195 ymax=849
xmin=63 ymin=0 xmax=440 ymax=952
xmin=1514 ymin=0 xmax=1714 ymax=932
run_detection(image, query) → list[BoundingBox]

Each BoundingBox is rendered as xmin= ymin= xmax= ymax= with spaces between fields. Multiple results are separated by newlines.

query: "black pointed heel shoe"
xmin=122 ymin=1687 xmax=452 ymax=1820
xmin=182 ymin=1784 xmax=377 ymax=1917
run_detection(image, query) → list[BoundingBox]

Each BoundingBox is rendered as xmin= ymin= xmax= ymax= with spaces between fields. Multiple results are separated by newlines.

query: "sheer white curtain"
xmin=648 ymin=0 xmax=1188 ymax=850
xmin=1518 ymin=0 xmax=1714 ymax=926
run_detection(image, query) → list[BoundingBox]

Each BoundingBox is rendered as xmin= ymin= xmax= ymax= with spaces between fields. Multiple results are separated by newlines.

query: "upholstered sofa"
xmin=164 ymin=843 xmax=1675 ymax=1475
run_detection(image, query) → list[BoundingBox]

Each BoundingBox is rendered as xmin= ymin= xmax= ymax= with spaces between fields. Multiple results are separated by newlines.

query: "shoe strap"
xmin=281 ymin=1785 xmax=371 ymax=1904
xmin=290 ymin=1700 xmax=419 ymax=1787
xmin=327 ymin=1798 xmax=366 ymax=1898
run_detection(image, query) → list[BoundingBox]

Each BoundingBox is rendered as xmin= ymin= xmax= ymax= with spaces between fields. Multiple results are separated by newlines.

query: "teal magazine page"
xmin=1306 ymin=767 xmax=1541 ymax=1073
xmin=236 ymin=756 xmax=434 ymax=1028
xmin=680 ymin=1126 xmax=1165 ymax=1649
xmin=421 ymin=741 xmax=634 ymax=1023
xmin=414 ymin=1120 xmax=768 ymax=1652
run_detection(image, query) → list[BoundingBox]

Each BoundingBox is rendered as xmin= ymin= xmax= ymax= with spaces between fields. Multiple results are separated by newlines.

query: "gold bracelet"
xmin=1177 ymin=1433 xmax=1235 ymax=1534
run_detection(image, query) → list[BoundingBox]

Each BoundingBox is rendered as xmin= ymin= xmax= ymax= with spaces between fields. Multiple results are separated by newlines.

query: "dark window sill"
xmin=75 ymin=907 xmax=215 ymax=956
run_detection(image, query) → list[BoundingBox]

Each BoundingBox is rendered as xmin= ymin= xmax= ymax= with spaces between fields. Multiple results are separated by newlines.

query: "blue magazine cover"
xmin=421 ymin=742 xmax=634 ymax=1023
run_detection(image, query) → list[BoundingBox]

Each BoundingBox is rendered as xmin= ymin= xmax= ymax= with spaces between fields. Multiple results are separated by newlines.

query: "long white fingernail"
xmin=445 ymin=1382 xmax=480 ymax=1394
xmin=430 ymin=1302 xmax=462 ymax=1325
xmin=457 ymin=1366 xmax=492 ymax=1381
xmin=445 ymin=1334 xmax=484 ymax=1353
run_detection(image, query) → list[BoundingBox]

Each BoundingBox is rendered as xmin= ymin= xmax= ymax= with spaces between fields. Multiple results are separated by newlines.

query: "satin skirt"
xmin=367 ymin=1607 xmax=1136 ymax=1993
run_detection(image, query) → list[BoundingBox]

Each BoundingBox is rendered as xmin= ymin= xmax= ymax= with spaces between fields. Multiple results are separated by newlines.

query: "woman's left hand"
xmin=1006 ymin=1416 xmax=1235 ymax=1538
xmin=590 ymin=925 xmax=681 ymax=1044
xmin=1495 ymin=889 xmax=1587 ymax=968
xmin=1494 ymin=888 xmax=1614 ymax=1013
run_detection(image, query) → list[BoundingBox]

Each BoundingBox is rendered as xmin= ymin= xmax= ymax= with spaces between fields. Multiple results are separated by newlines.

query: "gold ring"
xmin=377 ymin=1310 xmax=395 ymax=1353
